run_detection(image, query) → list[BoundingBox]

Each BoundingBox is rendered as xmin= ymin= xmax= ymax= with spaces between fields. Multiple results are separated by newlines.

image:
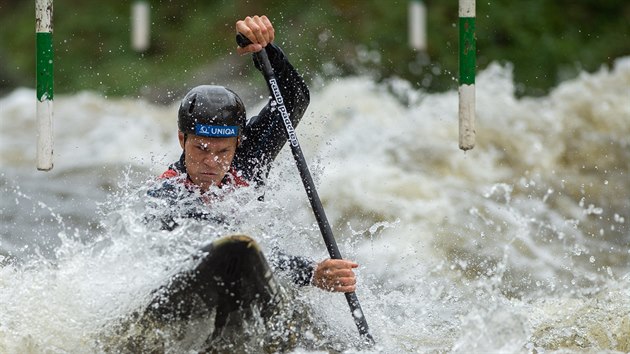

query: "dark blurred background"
xmin=1 ymin=0 xmax=629 ymax=102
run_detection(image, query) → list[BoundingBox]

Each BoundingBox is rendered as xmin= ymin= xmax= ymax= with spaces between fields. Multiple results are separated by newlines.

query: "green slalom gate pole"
xmin=36 ymin=0 xmax=54 ymax=171
xmin=458 ymin=0 xmax=476 ymax=151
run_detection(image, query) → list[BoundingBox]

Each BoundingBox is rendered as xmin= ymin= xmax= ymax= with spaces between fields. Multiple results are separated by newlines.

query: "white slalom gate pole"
xmin=36 ymin=0 xmax=54 ymax=170
xmin=131 ymin=1 xmax=150 ymax=52
xmin=408 ymin=0 xmax=427 ymax=51
xmin=458 ymin=0 xmax=476 ymax=151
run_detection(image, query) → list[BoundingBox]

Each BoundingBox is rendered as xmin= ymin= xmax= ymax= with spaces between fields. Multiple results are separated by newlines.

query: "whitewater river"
xmin=1 ymin=58 xmax=629 ymax=353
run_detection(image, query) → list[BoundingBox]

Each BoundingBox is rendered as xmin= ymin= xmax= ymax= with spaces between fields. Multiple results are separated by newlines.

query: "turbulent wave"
xmin=1 ymin=57 xmax=629 ymax=352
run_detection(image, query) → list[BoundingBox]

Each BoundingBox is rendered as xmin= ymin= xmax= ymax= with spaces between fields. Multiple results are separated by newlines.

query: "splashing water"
xmin=1 ymin=57 xmax=629 ymax=352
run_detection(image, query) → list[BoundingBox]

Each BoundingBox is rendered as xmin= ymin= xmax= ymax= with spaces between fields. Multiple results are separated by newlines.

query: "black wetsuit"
xmin=147 ymin=43 xmax=314 ymax=317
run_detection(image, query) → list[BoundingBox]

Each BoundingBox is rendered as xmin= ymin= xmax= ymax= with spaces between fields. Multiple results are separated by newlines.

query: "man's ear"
xmin=178 ymin=131 xmax=186 ymax=149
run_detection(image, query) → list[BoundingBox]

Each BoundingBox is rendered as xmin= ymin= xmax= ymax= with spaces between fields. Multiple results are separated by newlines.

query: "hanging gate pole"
xmin=131 ymin=1 xmax=150 ymax=52
xmin=36 ymin=0 xmax=54 ymax=171
xmin=408 ymin=0 xmax=427 ymax=51
xmin=458 ymin=0 xmax=476 ymax=151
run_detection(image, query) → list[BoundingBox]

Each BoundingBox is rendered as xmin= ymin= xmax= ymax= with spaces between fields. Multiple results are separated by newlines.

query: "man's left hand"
xmin=312 ymin=259 xmax=359 ymax=293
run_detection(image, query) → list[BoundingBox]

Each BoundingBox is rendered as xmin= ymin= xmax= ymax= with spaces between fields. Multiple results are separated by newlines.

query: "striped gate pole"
xmin=36 ymin=0 xmax=54 ymax=170
xmin=458 ymin=0 xmax=476 ymax=151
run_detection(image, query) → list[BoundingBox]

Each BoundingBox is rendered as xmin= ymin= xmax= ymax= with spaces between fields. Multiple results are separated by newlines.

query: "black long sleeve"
xmin=231 ymin=43 xmax=310 ymax=186
xmin=269 ymin=248 xmax=315 ymax=287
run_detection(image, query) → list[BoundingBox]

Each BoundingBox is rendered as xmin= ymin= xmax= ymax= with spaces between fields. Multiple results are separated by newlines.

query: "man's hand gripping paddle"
xmin=236 ymin=34 xmax=375 ymax=345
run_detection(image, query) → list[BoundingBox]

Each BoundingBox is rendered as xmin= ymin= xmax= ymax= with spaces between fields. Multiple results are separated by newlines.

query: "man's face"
xmin=178 ymin=132 xmax=238 ymax=192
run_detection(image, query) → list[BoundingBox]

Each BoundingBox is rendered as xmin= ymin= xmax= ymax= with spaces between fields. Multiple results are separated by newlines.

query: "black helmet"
xmin=178 ymin=85 xmax=246 ymax=138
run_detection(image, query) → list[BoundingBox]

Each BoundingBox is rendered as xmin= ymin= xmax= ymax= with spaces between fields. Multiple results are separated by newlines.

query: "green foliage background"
xmin=1 ymin=0 xmax=629 ymax=100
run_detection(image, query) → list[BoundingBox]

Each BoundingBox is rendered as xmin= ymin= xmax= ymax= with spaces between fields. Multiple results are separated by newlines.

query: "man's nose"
xmin=202 ymin=153 xmax=220 ymax=167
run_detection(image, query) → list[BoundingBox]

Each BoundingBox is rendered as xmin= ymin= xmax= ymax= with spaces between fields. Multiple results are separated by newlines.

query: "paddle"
xmin=236 ymin=33 xmax=375 ymax=345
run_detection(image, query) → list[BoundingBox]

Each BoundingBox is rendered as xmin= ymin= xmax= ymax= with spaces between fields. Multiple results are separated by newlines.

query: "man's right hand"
xmin=235 ymin=15 xmax=275 ymax=55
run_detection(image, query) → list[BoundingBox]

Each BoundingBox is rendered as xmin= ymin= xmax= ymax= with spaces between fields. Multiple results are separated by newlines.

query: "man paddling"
xmin=150 ymin=16 xmax=358 ymax=295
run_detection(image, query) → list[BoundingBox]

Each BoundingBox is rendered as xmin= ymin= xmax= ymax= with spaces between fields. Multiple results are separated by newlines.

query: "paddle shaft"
xmin=237 ymin=34 xmax=374 ymax=344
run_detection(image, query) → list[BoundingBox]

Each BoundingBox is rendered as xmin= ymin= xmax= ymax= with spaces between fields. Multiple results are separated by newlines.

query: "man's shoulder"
xmin=159 ymin=169 xmax=179 ymax=179
xmin=148 ymin=167 xmax=187 ymax=200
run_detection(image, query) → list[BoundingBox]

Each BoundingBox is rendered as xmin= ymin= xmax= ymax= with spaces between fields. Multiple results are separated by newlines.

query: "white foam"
xmin=1 ymin=57 xmax=629 ymax=351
